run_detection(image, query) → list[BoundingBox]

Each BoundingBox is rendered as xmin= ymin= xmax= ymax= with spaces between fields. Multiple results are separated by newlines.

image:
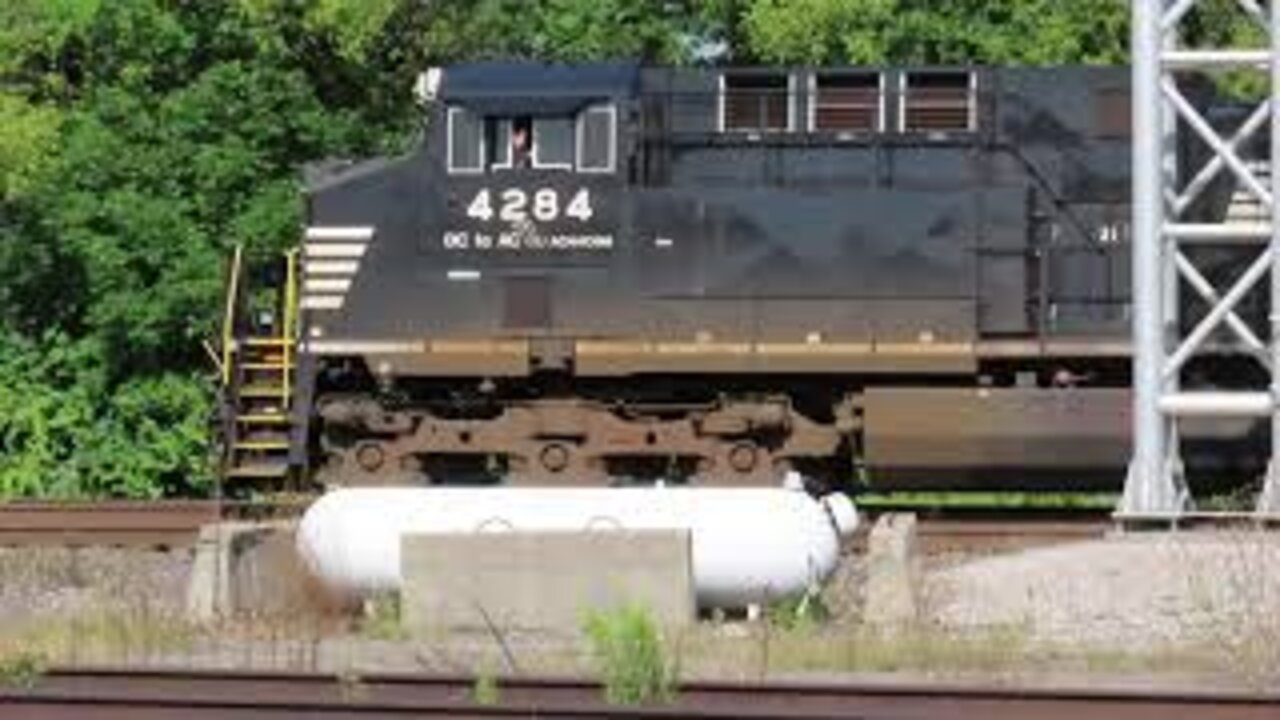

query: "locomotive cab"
xmin=430 ymin=62 xmax=633 ymax=296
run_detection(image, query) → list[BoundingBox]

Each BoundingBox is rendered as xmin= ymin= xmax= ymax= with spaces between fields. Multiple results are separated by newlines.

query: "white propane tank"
xmin=296 ymin=484 xmax=858 ymax=609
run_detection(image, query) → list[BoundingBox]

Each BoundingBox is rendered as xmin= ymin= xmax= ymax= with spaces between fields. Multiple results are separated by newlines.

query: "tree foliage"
xmin=0 ymin=0 xmax=422 ymax=497
xmin=0 ymin=0 xmax=1256 ymax=497
xmin=741 ymin=0 xmax=1130 ymax=65
xmin=416 ymin=0 xmax=712 ymax=64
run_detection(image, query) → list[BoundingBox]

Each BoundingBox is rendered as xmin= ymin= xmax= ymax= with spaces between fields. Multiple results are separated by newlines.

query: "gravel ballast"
xmin=0 ymin=547 xmax=192 ymax=624
xmin=927 ymin=531 xmax=1280 ymax=650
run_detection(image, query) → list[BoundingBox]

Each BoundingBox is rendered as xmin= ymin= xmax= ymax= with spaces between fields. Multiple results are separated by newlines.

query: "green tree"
xmin=0 ymin=0 xmax=428 ymax=497
xmin=741 ymin=0 xmax=1130 ymax=65
xmin=0 ymin=0 xmax=1256 ymax=499
xmin=419 ymin=0 xmax=709 ymax=64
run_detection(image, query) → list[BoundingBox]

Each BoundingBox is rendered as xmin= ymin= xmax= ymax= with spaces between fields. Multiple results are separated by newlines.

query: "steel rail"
xmin=854 ymin=511 xmax=1111 ymax=554
xmin=0 ymin=500 xmax=308 ymax=548
xmin=0 ymin=668 xmax=1276 ymax=719
xmin=3 ymin=501 xmax=1272 ymax=552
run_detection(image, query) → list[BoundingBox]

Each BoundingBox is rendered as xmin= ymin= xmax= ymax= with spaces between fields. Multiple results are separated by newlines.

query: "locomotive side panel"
xmin=284 ymin=63 xmax=1261 ymax=490
xmin=993 ymin=68 xmax=1133 ymax=340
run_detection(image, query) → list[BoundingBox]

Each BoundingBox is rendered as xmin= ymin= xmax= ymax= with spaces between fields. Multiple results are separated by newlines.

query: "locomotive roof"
xmin=439 ymin=61 xmax=639 ymax=116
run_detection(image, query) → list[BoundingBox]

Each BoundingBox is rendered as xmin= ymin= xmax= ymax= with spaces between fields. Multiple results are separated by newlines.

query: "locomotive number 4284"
xmin=466 ymin=188 xmax=594 ymax=223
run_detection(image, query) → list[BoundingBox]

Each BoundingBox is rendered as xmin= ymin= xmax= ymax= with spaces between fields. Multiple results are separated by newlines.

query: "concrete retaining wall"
xmin=186 ymin=521 xmax=334 ymax=620
xmin=863 ymin=513 xmax=920 ymax=626
xmin=401 ymin=530 xmax=694 ymax=637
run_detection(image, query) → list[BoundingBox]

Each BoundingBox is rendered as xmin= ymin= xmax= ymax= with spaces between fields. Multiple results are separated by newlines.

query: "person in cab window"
xmin=512 ymin=117 xmax=532 ymax=168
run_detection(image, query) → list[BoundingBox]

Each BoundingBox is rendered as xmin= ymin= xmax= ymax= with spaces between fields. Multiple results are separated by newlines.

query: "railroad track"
xmin=897 ymin=511 xmax=1280 ymax=554
xmin=0 ymin=499 xmax=1112 ymax=552
xmin=852 ymin=511 xmax=1111 ymax=555
xmin=0 ymin=668 xmax=1275 ymax=719
xmin=0 ymin=500 xmax=308 ymax=548
xmin=912 ymin=516 xmax=1110 ymax=554
xmin=9 ymin=500 xmax=1269 ymax=553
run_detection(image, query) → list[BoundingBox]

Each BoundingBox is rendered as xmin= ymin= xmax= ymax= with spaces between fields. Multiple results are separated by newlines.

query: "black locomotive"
xmin=218 ymin=62 xmax=1262 ymax=492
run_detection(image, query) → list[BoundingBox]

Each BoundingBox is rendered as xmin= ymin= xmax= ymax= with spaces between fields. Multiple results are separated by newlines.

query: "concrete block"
xmin=863 ymin=513 xmax=919 ymax=626
xmin=401 ymin=530 xmax=693 ymax=637
xmin=186 ymin=521 xmax=326 ymax=620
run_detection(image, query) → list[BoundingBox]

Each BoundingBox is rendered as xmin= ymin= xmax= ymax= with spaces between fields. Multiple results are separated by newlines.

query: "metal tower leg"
xmin=1123 ymin=0 xmax=1184 ymax=515
xmin=1161 ymin=16 xmax=1189 ymax=510
xmin=1262 ymin=0 xmax=1280 ymax=514
xmin=1123 ymin=0 xmax=1278 ymax=517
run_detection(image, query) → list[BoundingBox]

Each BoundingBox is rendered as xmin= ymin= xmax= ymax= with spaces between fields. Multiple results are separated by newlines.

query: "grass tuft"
xmin=471 ymin=664 xmax=501 ymax=706
xmin=0 ymin=650 xmax=46 ymax=688
xmin=583 ymin=603 xmax=677 ymax=705
xmin=358 ymin=593 xmax=406 ymax=641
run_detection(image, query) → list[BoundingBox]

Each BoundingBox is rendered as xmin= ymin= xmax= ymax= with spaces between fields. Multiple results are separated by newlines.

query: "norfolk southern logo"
xmin=511 ymin=217 xmax=537 ymax=247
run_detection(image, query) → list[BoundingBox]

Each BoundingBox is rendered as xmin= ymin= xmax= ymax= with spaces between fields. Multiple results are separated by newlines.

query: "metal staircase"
xmin=216 ymin=245 xmax=301 ymax=487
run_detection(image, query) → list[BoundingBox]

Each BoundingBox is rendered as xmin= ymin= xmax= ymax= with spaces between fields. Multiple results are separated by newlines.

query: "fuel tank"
xmin=296 ymin=485 xmax=858 ymax=609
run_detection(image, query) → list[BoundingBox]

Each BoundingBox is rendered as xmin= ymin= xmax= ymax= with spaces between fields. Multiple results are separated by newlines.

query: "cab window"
xmin=488 ymin=118 xmax=513 ymax=169
xmin=446 ymin=107 xmax=484 ymax=173
xmin=577 ymin=104 xmax=616 ymax=172
xmin=448 ymin=104 xmax=617 ymax=174
xmin=533 ymin=117 xmax=574 ymax=169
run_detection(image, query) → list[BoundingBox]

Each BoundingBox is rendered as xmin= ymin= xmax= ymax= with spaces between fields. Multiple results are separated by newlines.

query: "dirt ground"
xmin=0 ymin=531 xmax=1276 ymax=689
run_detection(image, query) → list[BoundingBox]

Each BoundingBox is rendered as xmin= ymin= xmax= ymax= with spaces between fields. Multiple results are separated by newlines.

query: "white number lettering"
xmin=466 ymin=189 xmax=493 ymax=221
xmin=566 ymin=188 xmax=593 ymax=221
xmin=500 ymin=189 xmax=527 ymax=222
xmin=468 ymin=188 xmax=594 ymax=223
xmin=1096 ymin=223 xmax=1120 ymax=244
xmin=533 ymin=188 xmax=558 ymax=221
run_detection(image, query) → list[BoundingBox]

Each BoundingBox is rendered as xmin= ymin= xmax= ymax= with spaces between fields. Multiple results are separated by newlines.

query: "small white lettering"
xmin=440 ymin=231 xmax=614 ymax=252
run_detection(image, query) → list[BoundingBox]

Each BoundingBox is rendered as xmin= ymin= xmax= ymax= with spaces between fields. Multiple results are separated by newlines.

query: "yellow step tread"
xmin=225 ymin=463 xmax=292 ymax=478
xmin=236 ymin=413 xmax=290 ymax=424
xmin=236 ymin=401 xmax=288 ymax=413
xmin=235 ymin=439 xmax=291 ymax=451
xmin=241 ymin=362 xmax=292 ymax=370
xmin=242 ymin=337 xmax=292 ymax=347
xmin=239 ymin=385 xmax=287 ymax=398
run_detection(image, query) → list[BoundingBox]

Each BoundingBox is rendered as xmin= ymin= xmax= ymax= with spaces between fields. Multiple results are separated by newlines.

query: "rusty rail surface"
xmin=901 ymin=511 xmax=1280 ymax=555
xmin=0 ymin=497 xmax=1113 ymax=552
xmin=913 ymin=517 xmax=1110 ymax=554
xmin=8 ymin=501 xmax=1269 ymax=553
xmin=0 ymin=668 xmax=1276 ymax=719
xmin=851 ymin=512 xmax=1111 ymax=555
xmin=0 ymin=500 xmax=309 ymax=548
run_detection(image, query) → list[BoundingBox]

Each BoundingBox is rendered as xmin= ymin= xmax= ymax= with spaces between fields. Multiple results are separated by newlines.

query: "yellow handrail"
xmin=281 ymin=247 xmax=299 ymax=406
xmin=221 ymin=244 xmax=244 ymax=388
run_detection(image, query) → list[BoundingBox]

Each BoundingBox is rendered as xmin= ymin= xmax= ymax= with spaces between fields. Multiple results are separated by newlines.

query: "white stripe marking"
xmin=447 ymin=269 xmax=481 ymax=281
xmin=303 ymin=340 xmax=426 ymax=354
xmin=304 ymin=278 xmax=352 ymax=293
xmin=304 ymin=260 xmax=360 ymax=275
xmin=301 ymin=295 xmax=345 ymax=310
xmin=305 ymin=226 xmax=374 ymax=241
xmin=304 ymin=243 xmax=368 ymax=258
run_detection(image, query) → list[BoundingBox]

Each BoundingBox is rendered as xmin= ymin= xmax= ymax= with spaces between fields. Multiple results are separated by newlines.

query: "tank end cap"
xmin=821 ymin=493 xmax=859 ymax=538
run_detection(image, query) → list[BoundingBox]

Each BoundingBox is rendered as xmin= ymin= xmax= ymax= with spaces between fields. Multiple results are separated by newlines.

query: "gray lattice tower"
xmin=1125 ymin=0 xmax=1280 ymax=515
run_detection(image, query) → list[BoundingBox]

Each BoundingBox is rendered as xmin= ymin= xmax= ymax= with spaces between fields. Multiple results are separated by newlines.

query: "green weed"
xmin=583 ymin=603 xmax=677 ymax=705
xmin=358 ymin=593 xmax=406 ymax=641
xmin=0 ymin=650 xmax=46 ymax=688
xmin=471 ymin=664 xmax=501 ymax=706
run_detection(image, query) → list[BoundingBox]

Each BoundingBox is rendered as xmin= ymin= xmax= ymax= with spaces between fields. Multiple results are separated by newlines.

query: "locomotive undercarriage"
xmin=307 ymin=353 xmax=1150 ymax=490
xmin=314 ymin=390 xmax=853 ymax=488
